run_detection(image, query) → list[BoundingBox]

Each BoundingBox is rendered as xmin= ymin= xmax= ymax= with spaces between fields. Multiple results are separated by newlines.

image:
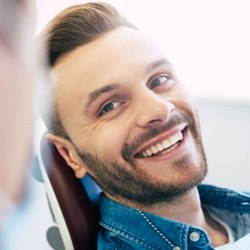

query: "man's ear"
xmin=47 ymin=133 xmax=87 ymax=179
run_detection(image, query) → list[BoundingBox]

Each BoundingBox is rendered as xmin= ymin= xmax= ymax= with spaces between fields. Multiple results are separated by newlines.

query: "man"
xmin=40 ymin=2 xmax=250 ymax=249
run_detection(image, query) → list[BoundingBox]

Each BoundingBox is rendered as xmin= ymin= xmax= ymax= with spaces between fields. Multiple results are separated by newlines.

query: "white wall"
xmin=197 ymin=99 xmax=250 ymax=190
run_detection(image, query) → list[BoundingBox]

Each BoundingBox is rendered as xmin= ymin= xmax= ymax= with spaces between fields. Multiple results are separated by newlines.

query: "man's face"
xmin=52 ymin=27 xmax=207 ymax=206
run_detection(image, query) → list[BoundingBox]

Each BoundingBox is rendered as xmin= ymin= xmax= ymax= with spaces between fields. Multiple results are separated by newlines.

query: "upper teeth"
xmin=141 ymin=131 xmax=183 ymax=157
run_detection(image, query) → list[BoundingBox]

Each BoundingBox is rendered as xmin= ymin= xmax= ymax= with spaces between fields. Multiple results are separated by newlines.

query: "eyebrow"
xmin=85 ymin=83 xmax=121 ymax=113
xmin=146 ymin=58 xmax=170 ymax=74
xmin=84 ymin=58 xmax=170 ymax=112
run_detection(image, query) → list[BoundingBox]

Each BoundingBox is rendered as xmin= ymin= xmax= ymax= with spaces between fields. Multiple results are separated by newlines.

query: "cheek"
xmin=82 ymin=124 xmax=127 ymax=158
xmin=171 ymin=85 xmax=197 ymax=119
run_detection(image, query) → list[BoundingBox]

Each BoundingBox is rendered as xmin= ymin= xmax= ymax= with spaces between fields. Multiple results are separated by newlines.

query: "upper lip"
xmin=134 ymin=124 xmax=187 ymax=157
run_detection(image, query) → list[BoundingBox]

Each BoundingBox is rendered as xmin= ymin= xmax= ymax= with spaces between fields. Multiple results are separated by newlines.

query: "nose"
xmin=135 ymin=89 xmax=175 ymax=128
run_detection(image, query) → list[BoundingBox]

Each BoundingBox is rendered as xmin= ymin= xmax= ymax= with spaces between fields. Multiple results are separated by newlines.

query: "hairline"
xmin=41 ymin=2 xmax=137 ymax=139
xmin=50 ymin=26 xmax=136 ymax=140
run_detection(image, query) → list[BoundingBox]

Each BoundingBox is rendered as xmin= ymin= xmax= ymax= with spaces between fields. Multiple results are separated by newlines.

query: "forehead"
xmin=53 ymin=27 xmax=165 ymax=93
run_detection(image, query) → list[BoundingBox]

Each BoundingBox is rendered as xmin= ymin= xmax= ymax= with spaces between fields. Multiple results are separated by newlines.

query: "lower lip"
xmin=136 ymin=127 xmax=189 ymax=162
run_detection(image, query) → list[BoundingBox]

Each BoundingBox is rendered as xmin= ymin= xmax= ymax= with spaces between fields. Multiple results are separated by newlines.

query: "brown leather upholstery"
xmin=40 ymin=134 xmax=100 ymax=250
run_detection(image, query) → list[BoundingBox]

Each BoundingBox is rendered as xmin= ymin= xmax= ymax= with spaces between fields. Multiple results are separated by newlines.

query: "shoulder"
xmin=198 ymin=184 xmax=250 ymax=212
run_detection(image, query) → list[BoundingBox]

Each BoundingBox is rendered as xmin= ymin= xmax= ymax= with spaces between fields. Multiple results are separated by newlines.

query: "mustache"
xmin=122 ymin=112 xmax=194 ymax=163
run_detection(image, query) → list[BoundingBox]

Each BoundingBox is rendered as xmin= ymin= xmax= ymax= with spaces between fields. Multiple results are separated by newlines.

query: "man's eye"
xmin=99 ymin=101 xmax=120 ymax=116
xmin=150 ymin=75 xmax=171 ymax=88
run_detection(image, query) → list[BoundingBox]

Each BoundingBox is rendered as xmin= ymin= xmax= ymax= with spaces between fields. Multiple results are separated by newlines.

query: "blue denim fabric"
xmin=98 ymin=184 xmax=250 ymax=250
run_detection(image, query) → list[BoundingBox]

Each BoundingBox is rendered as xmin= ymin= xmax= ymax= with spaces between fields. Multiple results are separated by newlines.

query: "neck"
xmin=137 ymin=187 xmax=203 ymax=226
xmin=131 ymin=187 xmax=229 ymax=247
xmin=107 ymin=187 xmax=229 ymax=247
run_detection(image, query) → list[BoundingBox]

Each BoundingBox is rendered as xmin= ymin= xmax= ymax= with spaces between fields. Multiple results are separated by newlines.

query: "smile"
xmin=135 ymin=130 xmax=184 ymax=158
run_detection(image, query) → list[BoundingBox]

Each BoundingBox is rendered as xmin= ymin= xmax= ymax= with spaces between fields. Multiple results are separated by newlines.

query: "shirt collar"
xmin=198 ymin=184 xmax=250 ymax=212
xmin=99 ymin=193 xmax=210 ymax=249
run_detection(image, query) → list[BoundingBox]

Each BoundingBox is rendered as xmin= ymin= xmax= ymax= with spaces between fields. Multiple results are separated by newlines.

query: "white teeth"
xmin=156 ymin=143 xmax=164 ymax=151
xmin=146 ymin=149 xmax=153 ymax=157
xmin=177 ymin=132 xmax=183 ymax=141
xmin=163 ymin=139 xmax=171 ymax=148
xmin=169 ymin=136 xmax=176 ymax=145
xmin=151 ymin=146 xmax=158 ymax=154
xmin=140 ymin=131 xmax=183 ymax=158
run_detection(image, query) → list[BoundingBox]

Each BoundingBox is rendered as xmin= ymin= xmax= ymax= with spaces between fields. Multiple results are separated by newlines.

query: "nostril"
xmin=148 ymin=118 xmax=164 ymax=125
xmin=135 ymin=91 xmax=175 ymax=128
xmin=137 ymin=103 xmax=175 ymax=127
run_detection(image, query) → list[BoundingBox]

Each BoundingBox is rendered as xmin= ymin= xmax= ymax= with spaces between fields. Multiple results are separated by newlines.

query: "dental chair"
xmin=38 ymin=133 xmax=101 ymax=250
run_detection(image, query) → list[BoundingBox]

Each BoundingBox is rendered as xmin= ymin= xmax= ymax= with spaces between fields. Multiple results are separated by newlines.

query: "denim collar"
xmin=198 ymin=184 xmax=250 ymax=212
xmin=99 ymin=184 xmax=250 ymax=249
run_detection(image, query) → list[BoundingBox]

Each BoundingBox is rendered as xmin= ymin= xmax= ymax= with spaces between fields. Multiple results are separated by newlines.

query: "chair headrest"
xmin=40 ymin=134 xmax=100 ymax=249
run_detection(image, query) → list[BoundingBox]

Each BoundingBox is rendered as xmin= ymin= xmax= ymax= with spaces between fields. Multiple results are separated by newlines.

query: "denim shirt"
xmin=98 ymin=184 xmax=250 ymax=250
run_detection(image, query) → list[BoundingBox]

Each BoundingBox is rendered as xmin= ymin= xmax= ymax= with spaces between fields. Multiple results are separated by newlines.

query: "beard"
xmin=76 ymin=112 xmax=208 ymax=207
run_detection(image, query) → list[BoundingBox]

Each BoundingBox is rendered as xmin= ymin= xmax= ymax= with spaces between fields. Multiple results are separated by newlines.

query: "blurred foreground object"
xmin=0 ymin=0 xmax=37 ymax=227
